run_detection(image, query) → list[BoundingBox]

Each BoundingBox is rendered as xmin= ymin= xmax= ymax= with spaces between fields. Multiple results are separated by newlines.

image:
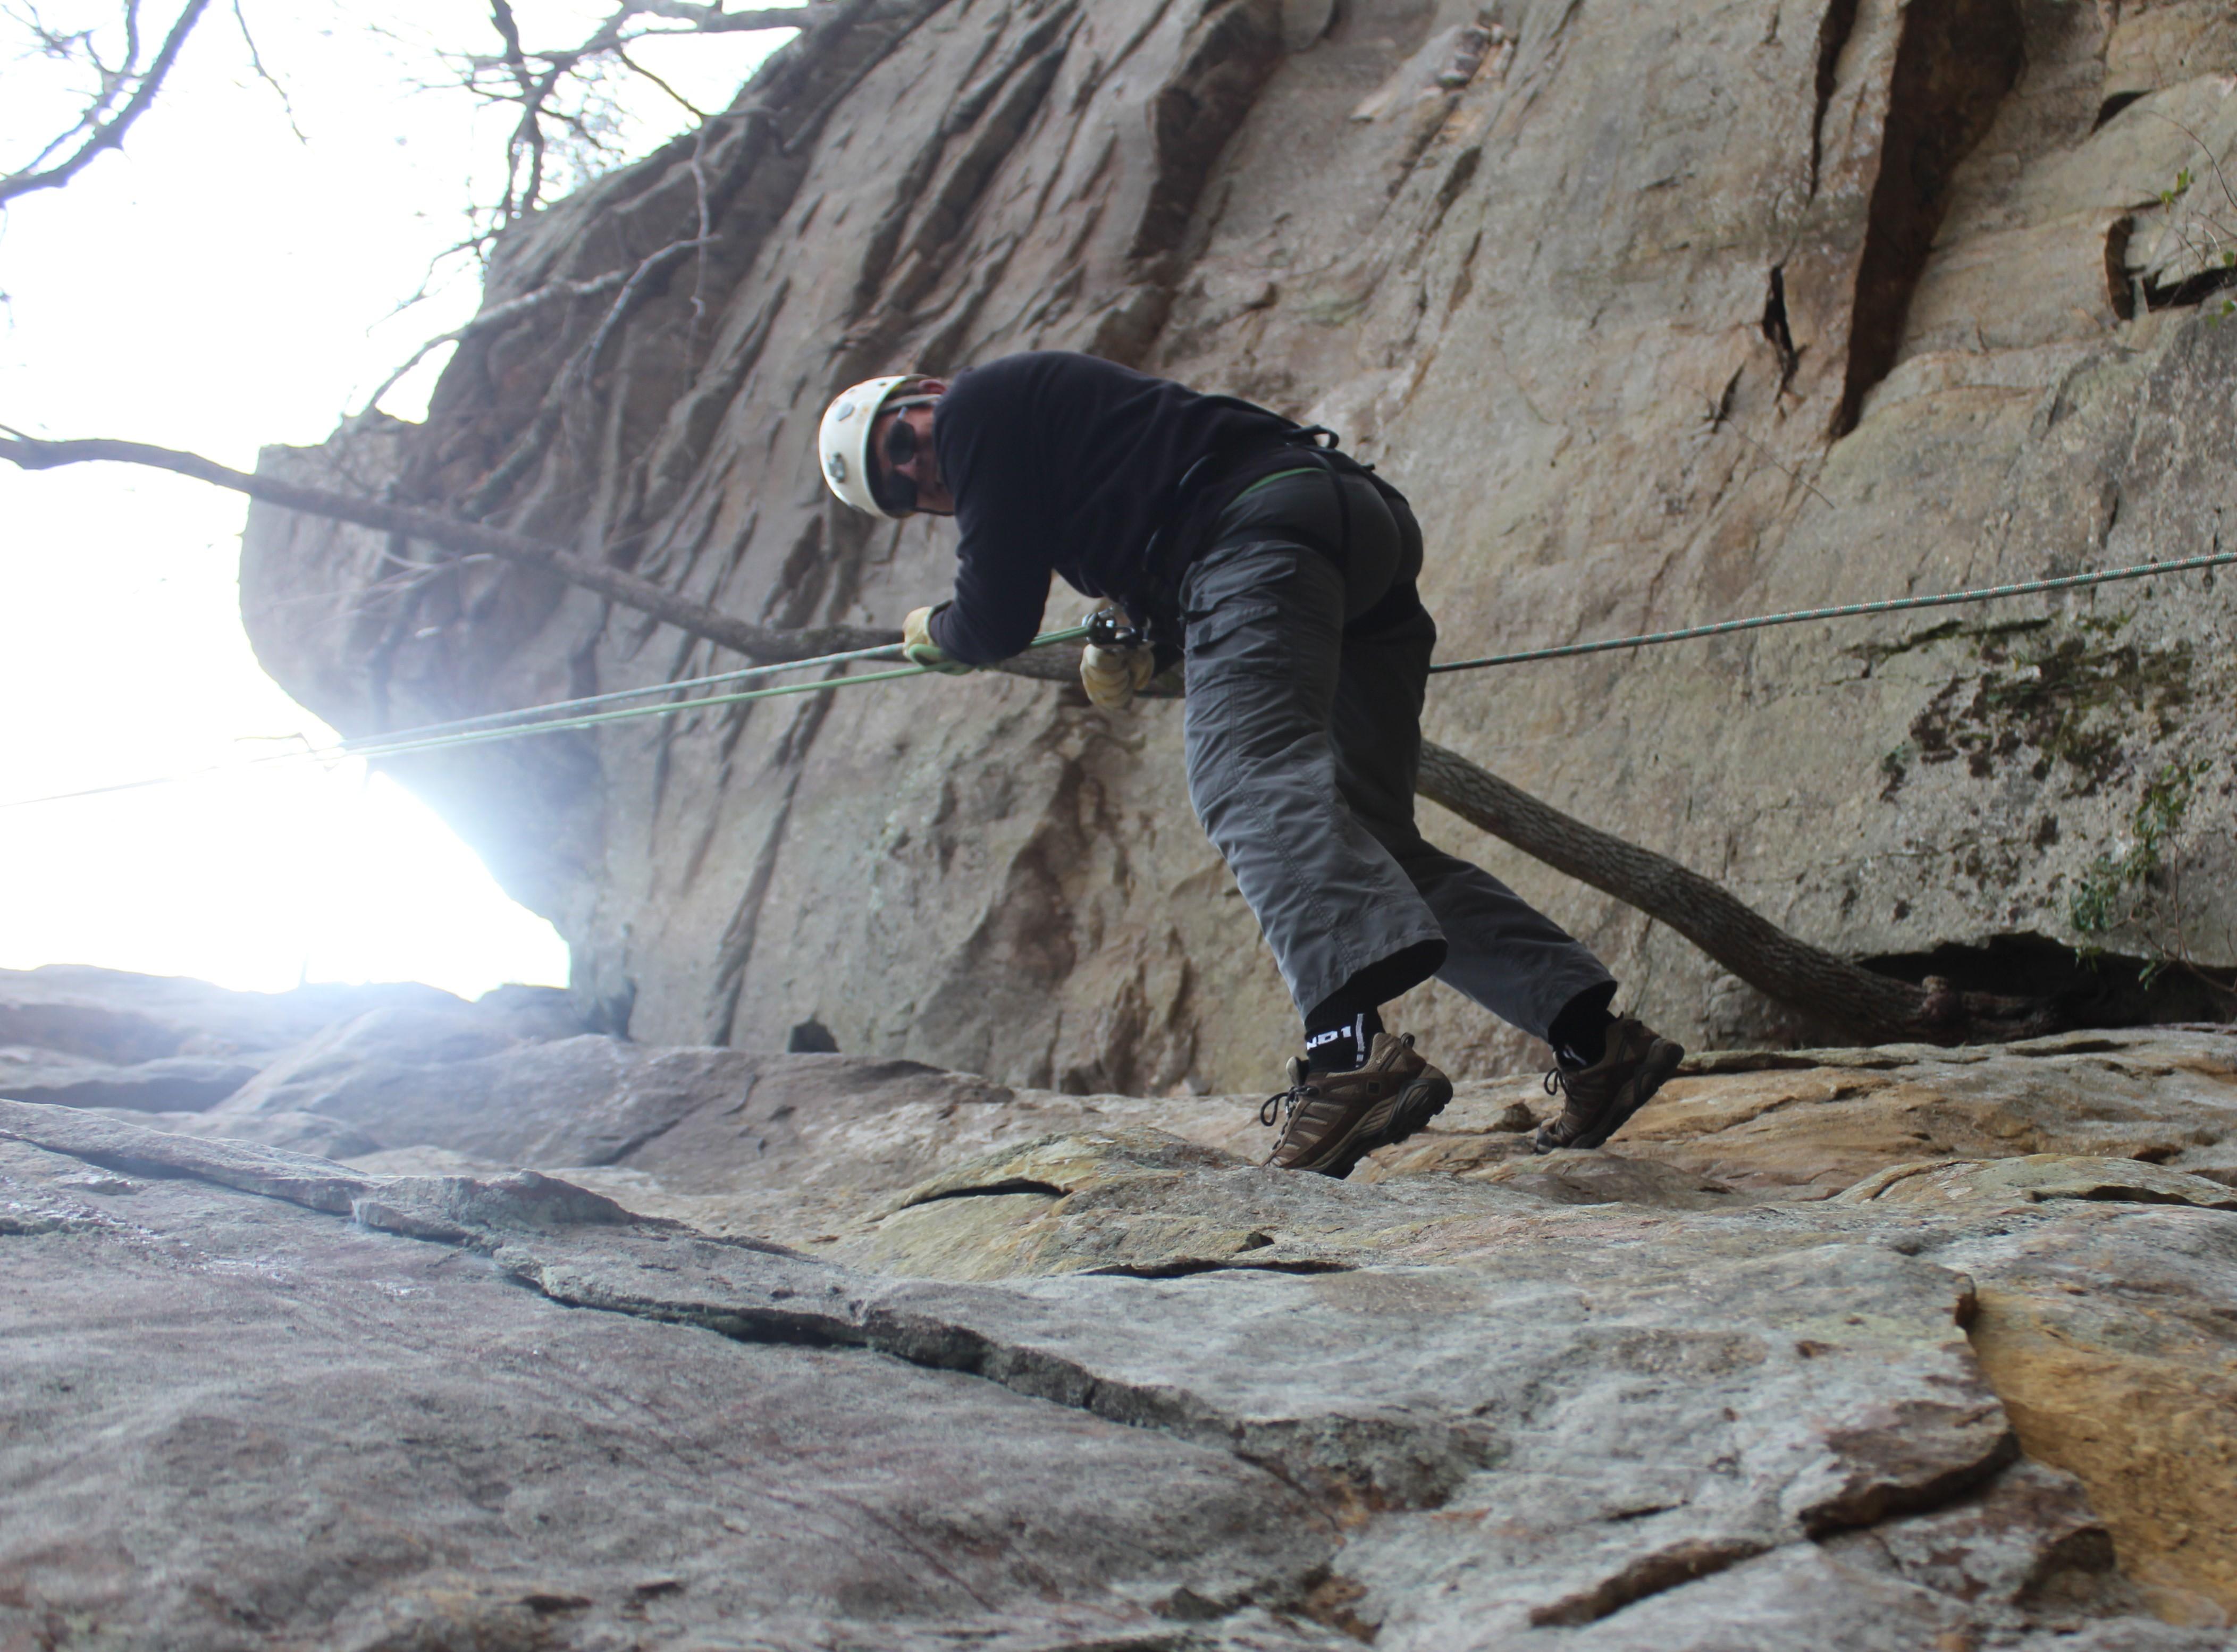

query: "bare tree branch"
xmin=573 ymin=231 xmax=715 ymax=382
xmin=348 ymin=0 xmax=834 ymax=420
xmin=615 ymin=44 xmax=708 ymax=120
xmin=0 ymin=431 xmax=2072 ymax=1044
xmin=227 ymin=0 xmax=302 ymax=143
xmin=6 ymin=0 xmax=146 ymax=176
xmin=1 ymin=0 xmax=214 ymax=208
xmin=487 ymin=0 xmax=551 ymax=225
xmin=358 ymin=221 xmax=716 ymax=421
xmin=618 ymin=4 xmax=836 ymax=34
xmin=0 ymin=431 xmax=897 ymax=664
xmin=359 ymin=260 xmax=641 ymax=416
xmin=451 ymin=1 xmax=834 ymax=228
xmin=1413 ymin=745 xmax=2061 ymax=1045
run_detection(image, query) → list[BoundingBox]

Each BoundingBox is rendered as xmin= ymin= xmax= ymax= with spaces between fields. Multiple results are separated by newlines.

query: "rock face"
xmin=242 ymin=0 xmax=2237 ymax=1089
xmin=0 ymin=965 xmax=596 ymax=1143
xmin=4 ymin=967 xmax=2236 ymax=1647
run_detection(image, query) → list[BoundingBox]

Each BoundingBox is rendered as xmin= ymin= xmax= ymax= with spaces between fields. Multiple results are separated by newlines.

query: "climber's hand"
xmin=1081 ymin=638 xmax=1155 ymax=710
xmin=903 ymin=605 xmax=973 ymax=675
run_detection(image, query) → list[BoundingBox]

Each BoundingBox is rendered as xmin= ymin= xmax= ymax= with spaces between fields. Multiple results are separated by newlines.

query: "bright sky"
xmin=0 ymin=2 xmax=798 ymax=998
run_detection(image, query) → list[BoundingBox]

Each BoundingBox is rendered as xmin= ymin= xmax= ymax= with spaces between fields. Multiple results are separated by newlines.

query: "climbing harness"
xmin=6 ymin=548 xmax=2232 ymax=811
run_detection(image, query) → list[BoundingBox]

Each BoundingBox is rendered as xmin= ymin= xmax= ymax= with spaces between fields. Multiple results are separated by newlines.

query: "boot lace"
xmin=1259 ymin=1077 xmax=1318 ymax=1128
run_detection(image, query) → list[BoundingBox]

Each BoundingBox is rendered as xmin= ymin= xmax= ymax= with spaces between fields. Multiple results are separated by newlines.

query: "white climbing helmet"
xmin=818 ymin=374 xmax=937 ymax=518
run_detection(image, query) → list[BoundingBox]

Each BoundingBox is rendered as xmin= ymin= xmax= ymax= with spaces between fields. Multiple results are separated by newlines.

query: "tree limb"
xmin=0 ymin=0 xmax=213 ymax=207
xmin=459 ymin=0 xmax=837 ymax=225
xmin=1414 ymin=743 xmax=2061 ymax=1046
xmin=628 ymin=4 xmax=840 ymax=33
xmin=0 ymin=432 xmax=901 ymax=664
xmin=0 ymin=431 xmax=2062 ymax=1043
xmin=226 ymin=0 xmax=303 ymax=142
xmin=359 ymin=228 xmax=717 ymax=416
xmin=360 ymin=268 xmax=633 ymax=416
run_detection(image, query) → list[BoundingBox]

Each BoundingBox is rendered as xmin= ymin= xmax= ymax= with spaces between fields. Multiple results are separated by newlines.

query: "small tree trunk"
xmin=1414 ymin=741 xmax=2058 ymax=1044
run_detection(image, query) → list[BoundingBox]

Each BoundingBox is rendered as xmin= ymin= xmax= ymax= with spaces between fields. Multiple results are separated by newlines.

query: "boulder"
xmin=3 ymin=987 xmax=2235 ymax=1645
xmin=1836 ymin=1154 xmax=2237 ymax=1211
xmin=0 ymin=967 xmax=595 ymax=1121
xmin=0 ymin=964 xmax=465 ymax=1064
xmin=0 ymin=1115 xmax=1336 ymax=1652
xmin=0 ymin=1050 xmax=262 ymax=1111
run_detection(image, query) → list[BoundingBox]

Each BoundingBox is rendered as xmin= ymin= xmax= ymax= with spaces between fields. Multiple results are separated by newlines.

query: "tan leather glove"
xmin=1081 ymin=638 xmax=1155 ymax=710
xmin=902 ymin=605 xmax=972 ymax=675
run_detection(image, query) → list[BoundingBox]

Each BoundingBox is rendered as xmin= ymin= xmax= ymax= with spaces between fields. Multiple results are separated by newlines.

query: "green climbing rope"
xmin=5 ymin=547 xmax=2230 ymax=811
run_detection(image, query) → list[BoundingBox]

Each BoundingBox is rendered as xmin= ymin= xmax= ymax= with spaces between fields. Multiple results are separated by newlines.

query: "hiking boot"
xmin=1532 ymin=1016 xmax=1685 ymax=1153
xmin=1260 ymin=1032 xmax=1454 ymax=1177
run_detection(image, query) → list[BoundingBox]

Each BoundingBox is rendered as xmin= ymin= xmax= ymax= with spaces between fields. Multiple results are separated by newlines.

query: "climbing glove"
xmin=1081 ymin=640 xmax=1155 ymax=710
xmin=902 ymin=605 xmax=972 ymax=675
xmin=1080 ymin=608 xmax=1156 ymax=711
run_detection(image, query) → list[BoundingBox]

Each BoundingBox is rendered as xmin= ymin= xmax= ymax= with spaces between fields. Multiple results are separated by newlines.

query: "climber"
xmin=818 ymin=352 xmax=1684 ymax=1176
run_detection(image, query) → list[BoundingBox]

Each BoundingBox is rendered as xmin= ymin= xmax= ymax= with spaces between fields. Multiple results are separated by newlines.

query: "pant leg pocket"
xmin=1184 ymin=599 xmax=1282 ymax=656
xmin=1182 ymin=600 xmax=1286 ymax=688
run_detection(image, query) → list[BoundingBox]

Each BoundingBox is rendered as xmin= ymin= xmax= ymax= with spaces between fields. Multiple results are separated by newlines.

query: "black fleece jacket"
xmin=923 ymin=351 xmax=1302 ymax=664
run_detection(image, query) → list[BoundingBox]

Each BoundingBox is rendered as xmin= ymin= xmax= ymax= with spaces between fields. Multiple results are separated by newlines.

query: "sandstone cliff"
xmin=241 ymin=0 xmax=2237 ymax=1088
xmin=4 ymin=963 xmax=2235 ymax=1645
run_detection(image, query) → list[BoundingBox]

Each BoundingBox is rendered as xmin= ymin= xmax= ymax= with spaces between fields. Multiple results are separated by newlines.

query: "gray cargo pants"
xmin=1179 ymin=467 xmax=1614 ymax=1040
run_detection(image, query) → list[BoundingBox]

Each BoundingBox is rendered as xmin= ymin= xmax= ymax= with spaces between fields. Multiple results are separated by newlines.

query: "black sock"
xmin=1547 ymin=982 xmax=1618 ymax=1071
xmin=1303 ymin=1005 xmax=1384 ymax=1074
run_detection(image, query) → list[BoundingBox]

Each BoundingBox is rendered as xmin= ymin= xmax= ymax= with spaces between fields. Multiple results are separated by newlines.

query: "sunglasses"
xmin=873 ymin=414 xmax=919 ymax=515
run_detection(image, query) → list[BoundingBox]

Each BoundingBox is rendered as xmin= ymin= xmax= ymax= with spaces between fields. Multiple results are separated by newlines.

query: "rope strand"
xmin=1426 ymin=548 xmax=2235 ymax=673
xmin=5 ymin=549 xmax=2228 ymax=811
xmin=0 ymin=625 xmax=1089 ymax=811
xmin=337 ymin=663 xmax=937 ymax=764
xmin=344 ymin=638 xmax=913 ymax=745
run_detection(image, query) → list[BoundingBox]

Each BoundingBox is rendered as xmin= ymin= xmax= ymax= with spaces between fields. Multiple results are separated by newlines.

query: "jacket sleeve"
xmin=926 ymin=540 xmax=1051 ymax=663
xmin=921 ymin=363 xmax=1055 ymax=663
